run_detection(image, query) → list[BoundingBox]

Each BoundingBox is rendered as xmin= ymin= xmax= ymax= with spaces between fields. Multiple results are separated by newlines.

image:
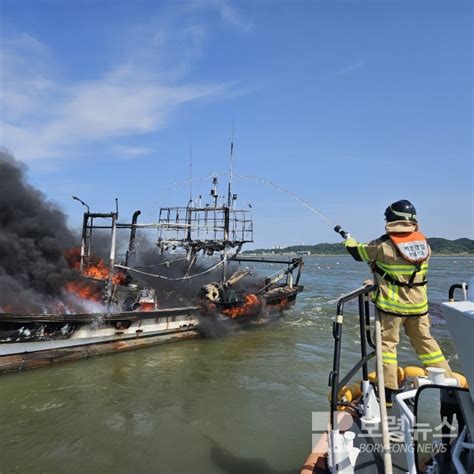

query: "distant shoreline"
xmin=244 ymin=237 xmax=473 ymax=258
xmin=243 ymin=253 xmax=473 ymax=258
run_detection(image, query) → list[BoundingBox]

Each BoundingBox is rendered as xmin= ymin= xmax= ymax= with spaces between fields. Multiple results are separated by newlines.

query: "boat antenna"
xmin=223 ymin=117 xmax=235 ymax=281
xmin=188 ymin=129 xmax=193 ymax=203
xmin=227 ymin=116 xmax=235 ymax=208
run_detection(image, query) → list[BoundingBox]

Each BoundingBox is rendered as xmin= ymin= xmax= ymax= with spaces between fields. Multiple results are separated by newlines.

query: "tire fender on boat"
xmin=368 ymin=367 xmax=405 ymax=385
xmin=452 ymin=372 xmax=468 ymax=388
xmin=329 ymin=382 xmax=362 ymax=404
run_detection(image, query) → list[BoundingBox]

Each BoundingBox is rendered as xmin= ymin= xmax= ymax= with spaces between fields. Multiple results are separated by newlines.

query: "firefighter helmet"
xmin=384 ymin=200 xmax=417 ymax=223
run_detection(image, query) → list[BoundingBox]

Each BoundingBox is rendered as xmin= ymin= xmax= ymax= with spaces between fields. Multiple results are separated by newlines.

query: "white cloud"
xmin=113 ymin=145 xmax=154 ymax=159
xmin=336 ymin=60 xmax=366 ymax=76
xmin=0 ymin=17 xmax=233 ymax=162
xmin=0 ymin=34 xmax=57 ymax=122
xmin=190 ymin=0 xmax=253 ymax=31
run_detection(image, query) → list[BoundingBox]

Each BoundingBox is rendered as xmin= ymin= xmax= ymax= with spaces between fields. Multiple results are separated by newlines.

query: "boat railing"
xmin=448 ymin=282 xmax=469 ymax=302
xmin=328 ymin=283 xmax=377 ymax=428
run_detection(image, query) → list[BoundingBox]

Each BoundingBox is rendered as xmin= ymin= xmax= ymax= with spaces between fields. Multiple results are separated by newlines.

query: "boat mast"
xmin=223 ymin=120 xmax=235 ymax=281
xmin=227 ymin=118 xmax=234 ymax=208
xmin=106 ymin=198 xmax=119 ymax=305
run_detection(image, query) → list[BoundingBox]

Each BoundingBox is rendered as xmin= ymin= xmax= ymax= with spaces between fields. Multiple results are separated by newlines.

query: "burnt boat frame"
xmin=0 ymin=176 xmax=305 ymax=373
xmin=0 ymin=256 xmax=303 ymax=374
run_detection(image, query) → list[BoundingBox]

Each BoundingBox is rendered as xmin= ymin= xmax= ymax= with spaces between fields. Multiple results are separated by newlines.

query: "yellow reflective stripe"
xmin=386 ymin=283 xmax=399 ymax=302
xmin=358 ymin=244 xmax=370 ymax=262
xmin=376 ymin=298 xmax=428 ymax=313
xmin=421 ymin=356 xmax=445 ymax=365
xmin=377 ymin=262 xmax=428 ymax=272
xmin=344 ymin=238 xmax=357 ymax=247
xmin=382 ymin=352 xmax=397 ymax=364
xmin=387 ymin=283 xmax=393 ymax=301
xmin=377 ymin=262 xmax=428 ymax=276
xmin=419 ymin=351 xmax=443 ymax=360
xmin=376 ymin=303 xmax=429 ymax=315
xmin=377 ymin=294 xmax=428 ymax=308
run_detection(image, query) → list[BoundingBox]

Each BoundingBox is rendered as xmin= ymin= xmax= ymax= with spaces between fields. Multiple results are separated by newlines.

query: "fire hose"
xmin=335 ymin=225 xmax=393 ymax=474
xmin=374 ymin=307 xmax=393 ymax=474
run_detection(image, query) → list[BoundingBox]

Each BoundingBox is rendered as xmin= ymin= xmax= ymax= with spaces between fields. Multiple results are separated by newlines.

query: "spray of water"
xmin=151 ymin=172 xmax=334 ymax=228
xmin=153 ymin=173 xmax=223 ymax=211
xmin=235 ymin=174 xmax=335 ymax=227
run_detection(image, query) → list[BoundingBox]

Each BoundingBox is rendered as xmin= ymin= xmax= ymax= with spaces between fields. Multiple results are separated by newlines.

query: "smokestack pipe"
xmin=125 ymin=210 xmax=141 ymax=267
xmin=73 ymin=196 xmax=91 ymax=272
xmin=107 ymin=212 xmax=118 ymax=303
xmin=79 ymin=213 xmax=89 ymax=272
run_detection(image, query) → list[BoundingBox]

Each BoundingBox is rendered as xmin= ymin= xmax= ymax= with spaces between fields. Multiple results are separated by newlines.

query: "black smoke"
xmin=0 ymin=150 xmax=263 ymax=314
xmin=131 ymin=238 xmax=224 ymax=306
xmin=0 ymin=150 xmax=79 ymax=312
xmin=130 ymin=235 xmax=263 ymax=306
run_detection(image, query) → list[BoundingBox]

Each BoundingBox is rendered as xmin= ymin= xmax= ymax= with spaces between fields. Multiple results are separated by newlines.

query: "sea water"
xmin=0 ymin=256 xmax=472 ymax=473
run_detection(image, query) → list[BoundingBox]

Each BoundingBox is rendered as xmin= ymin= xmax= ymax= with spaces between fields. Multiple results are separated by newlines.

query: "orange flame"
xmin=268 ymin=298 xmax=289 ymax=311
xmin=64 ymin=247 xmax=109 ymax=280
xmin=222 ymin=293 xmax=261 ymax=319
xmin=63 ymin=247 xmax=126 ymax=301
xmin=65 ymin=281 xmax=102 ymax=302
xmin=112 ymin=271 xmax=127 ymax=286
xmin=139 ymin=302 xmax=156 ymax=312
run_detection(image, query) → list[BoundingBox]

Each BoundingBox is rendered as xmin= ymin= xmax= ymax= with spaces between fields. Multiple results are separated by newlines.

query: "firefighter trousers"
xmin=379 ymin=311 xmax=452 ymax=390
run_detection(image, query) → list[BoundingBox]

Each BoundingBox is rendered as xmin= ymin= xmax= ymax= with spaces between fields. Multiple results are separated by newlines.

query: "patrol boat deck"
xmin=302 ymin=281 xmax=473 ymax=474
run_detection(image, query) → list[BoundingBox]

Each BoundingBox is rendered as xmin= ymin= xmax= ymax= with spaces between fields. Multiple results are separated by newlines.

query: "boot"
xmin=385 ymin=387 xmax=395 ymax=409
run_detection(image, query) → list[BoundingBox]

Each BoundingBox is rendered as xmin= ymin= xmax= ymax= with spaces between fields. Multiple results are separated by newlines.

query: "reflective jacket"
xmin=345 ymin=221 xmax=430 ymax=316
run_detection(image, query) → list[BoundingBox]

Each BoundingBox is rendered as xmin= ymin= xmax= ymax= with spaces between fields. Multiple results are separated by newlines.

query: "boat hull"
xmin=0 ymin=327 xmax=201 ymax=374
xmin=442 ymin=300 xmax=474 ymax=402
xmin=0 ymin=285 xmax=303 ymax=374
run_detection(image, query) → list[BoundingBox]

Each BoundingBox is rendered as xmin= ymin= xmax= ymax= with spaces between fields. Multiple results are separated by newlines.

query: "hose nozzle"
xmin=334 ymin=225 xmax=349 ymax=240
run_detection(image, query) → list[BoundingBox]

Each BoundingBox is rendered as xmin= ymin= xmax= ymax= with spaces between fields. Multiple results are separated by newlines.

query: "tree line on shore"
xmin=245 ymin=238 xmax=474 ymax=256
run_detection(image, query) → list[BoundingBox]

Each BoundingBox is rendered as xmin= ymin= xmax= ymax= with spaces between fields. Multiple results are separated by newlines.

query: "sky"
xmin=0 ymin=0 xmax=472 ymax=249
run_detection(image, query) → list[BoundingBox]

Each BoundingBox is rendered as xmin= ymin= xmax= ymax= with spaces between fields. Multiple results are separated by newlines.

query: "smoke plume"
xmin=0 ymin=150 xmax=264 ymax=315
xmin=0 ymin=150 xmax=79 ymax=312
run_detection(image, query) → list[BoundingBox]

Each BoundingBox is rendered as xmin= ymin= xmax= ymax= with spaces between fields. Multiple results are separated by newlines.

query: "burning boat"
xmin=0 ymin=174 xmax=304 ymax=374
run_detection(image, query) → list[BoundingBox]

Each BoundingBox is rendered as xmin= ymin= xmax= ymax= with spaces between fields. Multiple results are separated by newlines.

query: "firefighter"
xmin=344 ymin=199 xmax=452 ymax=406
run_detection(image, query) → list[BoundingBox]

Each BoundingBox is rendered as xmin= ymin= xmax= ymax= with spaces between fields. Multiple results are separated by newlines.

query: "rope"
xmin=134 ymin=257 xmax=188 ymax=269
xmin=115 ymin=260 xmax=224 ymax=281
